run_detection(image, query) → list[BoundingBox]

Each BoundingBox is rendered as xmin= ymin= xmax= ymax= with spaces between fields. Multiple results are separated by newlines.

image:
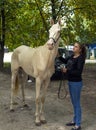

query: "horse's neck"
xmin=43 ymin=41 xmax=59 ymax=63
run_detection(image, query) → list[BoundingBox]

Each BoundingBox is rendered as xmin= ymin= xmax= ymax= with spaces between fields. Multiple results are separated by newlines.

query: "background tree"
xmin=0 ymin=0 xmax=5 ymax=69
xmin=0 ymin=0 xmax=96 ymax=68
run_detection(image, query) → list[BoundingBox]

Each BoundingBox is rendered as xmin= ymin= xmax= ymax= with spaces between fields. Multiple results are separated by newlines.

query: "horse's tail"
xmin=14 ymin=74 xmax=19 ymax=95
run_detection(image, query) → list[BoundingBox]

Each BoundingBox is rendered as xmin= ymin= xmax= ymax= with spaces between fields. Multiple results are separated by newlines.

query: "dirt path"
xmin=0 ymin=65 xmax=96 ymax=130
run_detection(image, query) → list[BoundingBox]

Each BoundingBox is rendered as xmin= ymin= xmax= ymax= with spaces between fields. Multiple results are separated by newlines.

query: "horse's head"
xmin=47 ymin=19 xmax=61 ymax=50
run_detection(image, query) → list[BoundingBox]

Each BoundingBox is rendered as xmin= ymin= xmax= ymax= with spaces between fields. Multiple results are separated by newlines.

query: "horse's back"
xmin=11 ymin=45 xmax=33 ymax=70
xmin=13 ymin=45 xmax=33 ymax=54
xmin=11 ymin=45 xmax=43 ymax=76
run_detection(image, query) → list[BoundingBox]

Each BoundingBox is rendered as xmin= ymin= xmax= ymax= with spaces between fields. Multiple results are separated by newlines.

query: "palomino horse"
xmin=10 ymin=20 xmax=61 ymax=126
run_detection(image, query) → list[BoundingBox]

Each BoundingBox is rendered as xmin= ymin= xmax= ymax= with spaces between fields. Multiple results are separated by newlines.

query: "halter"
xmin=49 ymin=33 xmax=61 ymax=45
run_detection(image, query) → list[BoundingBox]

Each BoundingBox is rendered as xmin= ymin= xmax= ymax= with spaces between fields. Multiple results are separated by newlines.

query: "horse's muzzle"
xmin=47 ymin=43 xmax=54 ymax=50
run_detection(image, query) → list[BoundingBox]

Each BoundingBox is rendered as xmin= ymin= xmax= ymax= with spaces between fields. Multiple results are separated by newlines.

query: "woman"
xmin=59 ymin=42 xmax=86 ymax=130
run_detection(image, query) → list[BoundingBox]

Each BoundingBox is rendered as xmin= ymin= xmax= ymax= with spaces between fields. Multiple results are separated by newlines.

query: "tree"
xmin=0 ymin=0 xmax=5 ymax=69
xmin=63 ymin=0 xmax=96 ymax=44
xmin=0 ymin=0 xmax=96 ymax=68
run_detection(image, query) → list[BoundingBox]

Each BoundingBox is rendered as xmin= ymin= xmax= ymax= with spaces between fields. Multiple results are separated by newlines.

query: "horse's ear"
xmin=50 ymin=19 xmax=54 ymax=25
xmin=58 ymin=18 xmax=61 ymax=25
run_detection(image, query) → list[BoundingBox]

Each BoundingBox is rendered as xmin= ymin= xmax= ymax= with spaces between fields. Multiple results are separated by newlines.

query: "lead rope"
xmin=58 ymin=72 xmax=68 ymax=99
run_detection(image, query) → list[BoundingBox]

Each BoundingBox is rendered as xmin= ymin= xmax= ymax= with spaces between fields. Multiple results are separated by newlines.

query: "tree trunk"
xmin=0 ymin=0 xmax=5 ymax=70
xmin=51 ymin=0 xmax=56 ymax=23
xmin=35 ymin=0 xmax=49 ymax=35
xmin=0 ymin=43 xmax=4 ymax=70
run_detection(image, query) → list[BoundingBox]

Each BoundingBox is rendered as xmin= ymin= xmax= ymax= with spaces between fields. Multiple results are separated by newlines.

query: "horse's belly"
xmin=40 ymin=68 xmax=54 ymax=80
xmin=19 ymin=64 xmax=35 ymax=77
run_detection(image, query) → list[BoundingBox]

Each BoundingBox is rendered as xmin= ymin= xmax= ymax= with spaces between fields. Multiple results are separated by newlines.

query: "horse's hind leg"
xmin=19 ymin=70 xmax=28 ymax=107
xmin=10 ymin=70 xmax=18 ymax=111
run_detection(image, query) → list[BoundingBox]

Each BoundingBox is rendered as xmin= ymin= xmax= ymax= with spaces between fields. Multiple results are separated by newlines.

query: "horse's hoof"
xmin=41 ymin=120 xmax=47 ymax=124
xmin=10 ymin=109 xmax=15 ymax=112
xmin=23 ymin=104 xmax=29 ymax=108
xmin=35 ymin=122 xmax=41 ymax=126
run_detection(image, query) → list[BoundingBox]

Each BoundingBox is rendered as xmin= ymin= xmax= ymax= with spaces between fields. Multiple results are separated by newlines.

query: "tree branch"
xmin=63 ymin=7 xmax=86 ymax=15
xmin=57 ymin=0 xmax=64 ymax=17
xmin=35 ymin=0 xmax=49 ymax=35
xmin=51 ymin=0 xmax=57 ymax=22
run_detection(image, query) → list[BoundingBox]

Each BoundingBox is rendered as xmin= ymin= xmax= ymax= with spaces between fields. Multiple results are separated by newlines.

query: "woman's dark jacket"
xmin=59 ymin=55 xmax=85 ymax=82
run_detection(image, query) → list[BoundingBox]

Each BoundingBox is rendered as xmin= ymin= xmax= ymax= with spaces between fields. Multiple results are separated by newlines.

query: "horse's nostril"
xmin=52 ymin=43 xmax=54 ymax=46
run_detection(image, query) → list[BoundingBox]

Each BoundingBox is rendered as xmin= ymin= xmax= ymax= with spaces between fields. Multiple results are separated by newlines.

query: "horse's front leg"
xmin=35 ymin=77 xmax=42 ymax=126
xmin=40 ymin=78 xmax=50 ymax=124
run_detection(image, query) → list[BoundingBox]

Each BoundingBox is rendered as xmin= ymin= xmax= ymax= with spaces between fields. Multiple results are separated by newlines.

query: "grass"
xmin=4 ymin=62 xmax=11 ymax=68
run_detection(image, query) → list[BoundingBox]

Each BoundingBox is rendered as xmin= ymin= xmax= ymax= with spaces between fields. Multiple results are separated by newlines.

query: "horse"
xmin=10 ymin=19 xmax=61 ymax=126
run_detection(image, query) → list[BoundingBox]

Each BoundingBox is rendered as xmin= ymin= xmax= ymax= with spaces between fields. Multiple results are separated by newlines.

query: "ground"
xmin=0 ymin=64 xmax=96 ymax=130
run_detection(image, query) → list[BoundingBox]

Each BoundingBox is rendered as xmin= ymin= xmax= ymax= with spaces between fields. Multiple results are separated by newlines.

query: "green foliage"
xmin=4 ymin=0 xmax=48 ymax=50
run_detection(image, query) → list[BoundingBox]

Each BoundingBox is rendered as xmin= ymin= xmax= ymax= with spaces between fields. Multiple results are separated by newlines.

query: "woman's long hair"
xmin=78 ymin=43 xmax=86 ymax=60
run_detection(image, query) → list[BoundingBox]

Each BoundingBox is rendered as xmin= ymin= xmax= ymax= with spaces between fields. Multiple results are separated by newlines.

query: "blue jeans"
xmin=68 ymin=81 xmax=83 ymax=126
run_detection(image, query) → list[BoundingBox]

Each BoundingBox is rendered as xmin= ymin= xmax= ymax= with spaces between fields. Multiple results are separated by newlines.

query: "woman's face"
xmin=73 ymin=43 xmax=81 ymax=54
